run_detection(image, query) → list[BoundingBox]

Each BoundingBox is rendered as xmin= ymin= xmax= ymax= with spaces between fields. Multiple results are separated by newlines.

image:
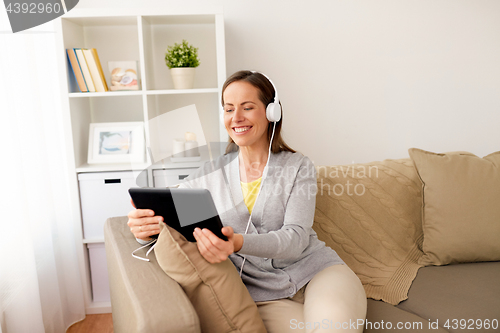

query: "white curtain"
xmin=0 ymin=16 xmax=86 ymax=333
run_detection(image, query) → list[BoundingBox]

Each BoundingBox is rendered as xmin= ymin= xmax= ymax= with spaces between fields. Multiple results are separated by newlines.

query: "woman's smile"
xmin=233 ymin=126 xmax=253 ymax=134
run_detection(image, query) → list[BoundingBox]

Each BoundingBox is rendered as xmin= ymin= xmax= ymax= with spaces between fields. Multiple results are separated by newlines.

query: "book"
xmin=66 ymin=49 xmax=88 ymax=92
xmin=90 ymin=48 xmax=109 ymax=92
xmin=74 ymin=48 xmax=96 ymax=92
xmin=83 ymin=49 xmax=106 ymax=92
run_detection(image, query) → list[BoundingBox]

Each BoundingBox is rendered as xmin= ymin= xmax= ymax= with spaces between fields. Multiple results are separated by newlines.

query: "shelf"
xmin=75 ymin=160 xmax=205 ymax=173
xmin=142 ymin=14 xmax=216 ymax=25
xmin=83 ymin=238 xmax=105 ymax=244
xmin=150 ymin=158 xmax=204 ymax=170
xmin=75 ymin=141 xmax=225 ymax=173
xmin=76 ymin=163 xmax=149 ymax=173
xmin=62 ymin=16 xmax=137 ymax=27
xmin=61 ymin=16 xmax=140 ymax=94
xmin=145 ymin=88 xmax=218 ymax=95
xmin=140 ymin=16 xmax=218 ymax=90
xmin=69 ymin=91 xmax=143 ymax=98
xmin=68 ymin=88 xmax=219 ymax=98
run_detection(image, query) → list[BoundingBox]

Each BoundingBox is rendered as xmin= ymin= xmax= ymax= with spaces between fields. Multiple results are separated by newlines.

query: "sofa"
xmin=104 ymin=149 xmax=500 ymax=332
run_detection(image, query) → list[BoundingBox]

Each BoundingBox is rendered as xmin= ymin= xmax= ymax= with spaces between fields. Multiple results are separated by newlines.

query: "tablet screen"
xmin=171 ymin=189 xmax=219 ymax=227
xmin=129 ymin=187 xmax=226 ymax=242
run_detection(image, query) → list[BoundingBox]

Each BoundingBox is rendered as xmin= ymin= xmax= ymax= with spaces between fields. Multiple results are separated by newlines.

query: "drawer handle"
xmin=178 ymin=175 xmax=189 ymax=180
xmin=104 ymin=179 xmax=121 ymax=184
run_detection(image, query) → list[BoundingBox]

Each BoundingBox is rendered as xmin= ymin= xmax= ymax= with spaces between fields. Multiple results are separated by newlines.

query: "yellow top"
xmin=240 ymin=177 xmax=262 ymax=214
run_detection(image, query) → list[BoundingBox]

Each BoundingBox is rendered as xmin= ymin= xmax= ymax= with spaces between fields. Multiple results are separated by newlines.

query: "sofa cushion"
xmin=408 ymin=148 xmax=500 ymax=265
xmin=154 ymin=222 xmax=267 ymax=333
xmin=396 ymin=261 xmax=500 ymax=333
xmin=314 ymin=158 xmax=424 ymax=305
xmin=365 ymin=299 xmax=448 ymax=332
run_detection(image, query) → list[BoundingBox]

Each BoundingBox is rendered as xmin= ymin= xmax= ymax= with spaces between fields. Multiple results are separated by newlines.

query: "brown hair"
xmin=221 ymin=70 xmax=296 ymax=155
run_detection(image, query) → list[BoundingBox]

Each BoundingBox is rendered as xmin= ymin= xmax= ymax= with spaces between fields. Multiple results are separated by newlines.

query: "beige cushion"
xmin=397 ymin=261 xmax=500 ymax=329
xmin=314 ymin=158 xmax=424 ymax=305
xmin=154 ymin=222 xmax=267 ymax=333
xmin=408 ymin=148 xmax=500 ymax=266
xmin=366 ymin=299 xmax=448 ymax=333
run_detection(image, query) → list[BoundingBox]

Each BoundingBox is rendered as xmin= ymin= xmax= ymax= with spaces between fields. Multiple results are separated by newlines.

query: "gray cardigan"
xmin=177 ymin=150 xmax=345 ymax=302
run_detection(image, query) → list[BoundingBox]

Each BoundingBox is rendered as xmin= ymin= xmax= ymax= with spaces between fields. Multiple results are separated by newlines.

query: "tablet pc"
xmin=129 ymin=187 xmax=227 ymax=242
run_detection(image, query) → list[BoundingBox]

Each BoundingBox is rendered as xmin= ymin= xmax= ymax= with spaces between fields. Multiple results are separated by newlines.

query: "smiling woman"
xmin=221 ymin=71 xmax=295 ymax=156
xmin=128 ymin=70 xmax=367 ymax=332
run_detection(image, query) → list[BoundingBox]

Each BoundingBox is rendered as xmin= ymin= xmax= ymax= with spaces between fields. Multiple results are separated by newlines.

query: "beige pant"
xmin=256 ymin=264 xmax=367 ymax=333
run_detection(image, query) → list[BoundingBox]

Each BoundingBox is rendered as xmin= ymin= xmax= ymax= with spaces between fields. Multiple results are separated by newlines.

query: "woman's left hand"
xmin=193 ymin=226 xmax=243 ymax=263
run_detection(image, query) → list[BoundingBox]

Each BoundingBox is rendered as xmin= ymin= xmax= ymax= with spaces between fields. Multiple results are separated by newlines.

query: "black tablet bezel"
xmin=128 ymin=187 xmax=227 ymax=242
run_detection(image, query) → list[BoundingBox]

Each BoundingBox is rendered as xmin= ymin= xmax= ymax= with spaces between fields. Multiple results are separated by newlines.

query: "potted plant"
xmin=165 ymin=39 xmax=200 ymax=89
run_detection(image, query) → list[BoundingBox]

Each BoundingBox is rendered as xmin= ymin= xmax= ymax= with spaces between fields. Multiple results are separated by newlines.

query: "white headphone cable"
xmin=239 ymin=121 xmax=276 ymax=277
xmin=131 ymin=238 xmax=157 ymax=262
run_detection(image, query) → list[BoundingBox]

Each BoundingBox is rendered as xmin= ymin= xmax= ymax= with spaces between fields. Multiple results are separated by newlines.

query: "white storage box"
xmin=153 ymin=168 xmax=197 ymax=188
xmin=87 ymin=243 xmax=110 ymax=303
xmin=78 ymin=171 xmax=147 ymax=240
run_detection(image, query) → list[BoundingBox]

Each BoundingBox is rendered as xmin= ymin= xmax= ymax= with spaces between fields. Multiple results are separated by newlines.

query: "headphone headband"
xmin=251 ymin=71 xmax=279 ymax=105
xmin=251 ymin=71 xmax=282 ymax=123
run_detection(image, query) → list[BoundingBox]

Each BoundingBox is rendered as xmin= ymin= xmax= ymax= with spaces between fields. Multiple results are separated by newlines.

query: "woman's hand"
xmin=193 ymin=226 xmax=244 ymax=264
xmin=127 ymin=199 xmax=162 ymax=241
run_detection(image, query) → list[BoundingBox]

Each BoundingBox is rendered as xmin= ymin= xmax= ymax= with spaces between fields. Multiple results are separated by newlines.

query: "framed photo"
xmin=87 ymin=122 xmax=145 ymax=164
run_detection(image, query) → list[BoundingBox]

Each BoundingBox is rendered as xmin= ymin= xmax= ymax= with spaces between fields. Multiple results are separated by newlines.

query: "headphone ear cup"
xmin=266 ymin=103 xmax=282 ymax=122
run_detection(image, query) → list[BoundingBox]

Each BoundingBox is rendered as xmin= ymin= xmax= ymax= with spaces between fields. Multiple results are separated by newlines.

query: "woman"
xmin=128 ymin=70 xmax=367 ymax=332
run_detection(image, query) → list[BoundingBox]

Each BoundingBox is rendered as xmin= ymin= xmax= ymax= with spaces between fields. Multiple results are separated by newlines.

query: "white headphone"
xmin=220 ymin=71 xmax=282 ymax=125
xmin=259 ymin=72 xmax=282 ymax=123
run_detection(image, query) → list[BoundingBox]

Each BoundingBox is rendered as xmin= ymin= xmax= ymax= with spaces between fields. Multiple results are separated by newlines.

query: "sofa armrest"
xmin=104 ymin=216 xmax=200 ymax=333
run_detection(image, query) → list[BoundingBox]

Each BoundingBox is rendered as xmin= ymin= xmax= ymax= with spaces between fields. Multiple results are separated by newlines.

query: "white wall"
xmin=78 ymin=0 xmax=500 ymax=164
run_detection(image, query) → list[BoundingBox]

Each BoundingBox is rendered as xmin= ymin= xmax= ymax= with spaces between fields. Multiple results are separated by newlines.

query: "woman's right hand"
xmin=127 ymin=199 xmax=162 ymax=241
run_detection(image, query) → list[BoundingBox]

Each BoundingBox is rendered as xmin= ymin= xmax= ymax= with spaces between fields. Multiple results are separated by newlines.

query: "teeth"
xmin=235 ymin=127 xmax=250 ymax=133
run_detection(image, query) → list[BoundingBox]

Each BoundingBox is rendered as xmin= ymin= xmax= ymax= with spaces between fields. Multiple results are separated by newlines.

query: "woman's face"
xmin=223 ymin=81 xmax=269 ymax=149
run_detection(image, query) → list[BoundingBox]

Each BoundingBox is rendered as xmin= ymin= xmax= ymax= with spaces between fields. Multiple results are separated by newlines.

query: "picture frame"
xmin=87 ymin=122 xmax=145 ymax=164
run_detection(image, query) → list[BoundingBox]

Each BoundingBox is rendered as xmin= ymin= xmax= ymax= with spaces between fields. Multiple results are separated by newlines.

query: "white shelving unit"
xmin=54 ymin=8 xmax=227 ymax=314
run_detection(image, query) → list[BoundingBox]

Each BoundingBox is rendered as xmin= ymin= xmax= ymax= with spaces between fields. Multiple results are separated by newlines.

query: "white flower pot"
xmin=170 ymin=67 xmax=196 ymax=89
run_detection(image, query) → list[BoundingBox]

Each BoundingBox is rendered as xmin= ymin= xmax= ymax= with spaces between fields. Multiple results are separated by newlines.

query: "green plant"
xmin=164 ymin=39 xmax=200 ymax=69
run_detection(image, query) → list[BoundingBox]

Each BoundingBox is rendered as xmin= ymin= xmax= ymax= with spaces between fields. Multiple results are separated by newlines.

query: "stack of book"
xmin=66 ymin=48 xmax=109 ymax=93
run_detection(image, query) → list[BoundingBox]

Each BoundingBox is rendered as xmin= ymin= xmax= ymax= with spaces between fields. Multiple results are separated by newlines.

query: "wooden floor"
xmin=66 ymin=314 xmax=113 ymax=333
